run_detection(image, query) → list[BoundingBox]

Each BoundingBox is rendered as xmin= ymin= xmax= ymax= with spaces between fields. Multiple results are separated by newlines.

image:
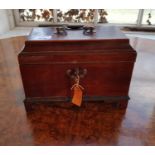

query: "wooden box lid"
xmin=19 ymin=26 xmax=137 ymax=64
xmin=28 ymin=26 xmax=127 ymax=41
xmin=22 ymin=26 xmax=135 ymax=52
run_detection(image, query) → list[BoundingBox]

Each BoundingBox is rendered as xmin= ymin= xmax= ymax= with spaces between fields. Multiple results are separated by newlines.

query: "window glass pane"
xmin=19 ymin=9 xmax=54 ymax=22
xmin=98 ymin=9 xmax=139 ymax=24
xmin=57 ymin=9 xmax=95 ymax=23
xmin=142 ymin=9 xmax=155 ymax=25
xmin=98 ymin=9 xmax=108 ymax=23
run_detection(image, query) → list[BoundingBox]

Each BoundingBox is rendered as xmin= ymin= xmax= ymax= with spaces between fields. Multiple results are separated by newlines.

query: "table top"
xmin=28 ymin=26 xmax=127 ymax=42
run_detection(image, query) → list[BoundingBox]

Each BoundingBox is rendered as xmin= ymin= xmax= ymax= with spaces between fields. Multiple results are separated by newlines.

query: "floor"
xmin=0 ymin=35 xmax=155 ymax=145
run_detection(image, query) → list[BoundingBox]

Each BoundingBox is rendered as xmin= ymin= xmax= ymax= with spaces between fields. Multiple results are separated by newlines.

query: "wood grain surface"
xmin=0 ymin=35 xmax=155 ymax=145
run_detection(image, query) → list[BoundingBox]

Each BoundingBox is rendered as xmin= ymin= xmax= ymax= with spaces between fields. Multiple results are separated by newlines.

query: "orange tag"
xmin=72 ymin=86 xmax=83 ymax=106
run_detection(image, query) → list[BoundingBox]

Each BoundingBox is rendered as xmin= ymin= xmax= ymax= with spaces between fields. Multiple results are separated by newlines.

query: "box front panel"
xmin=20 ymin=62 xmax=134 ymax=99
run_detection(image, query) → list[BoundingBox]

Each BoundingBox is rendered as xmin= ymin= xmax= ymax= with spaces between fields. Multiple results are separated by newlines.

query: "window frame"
xmin=13 ymin=9 xmax=155 ymax=27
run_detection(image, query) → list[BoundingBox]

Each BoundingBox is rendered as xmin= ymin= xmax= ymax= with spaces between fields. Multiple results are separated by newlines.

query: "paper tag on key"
xmin=71 ymin=75 xmax=84 ymax=106
xmin=72 ymin=86 xmax=83 ymax=106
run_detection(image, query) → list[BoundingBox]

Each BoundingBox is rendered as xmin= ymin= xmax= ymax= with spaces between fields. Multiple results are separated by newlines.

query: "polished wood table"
xmin=18 ymin=26 xmax=137 ymax=110
xmin=0 ymin=36 xmax=155 ymax=145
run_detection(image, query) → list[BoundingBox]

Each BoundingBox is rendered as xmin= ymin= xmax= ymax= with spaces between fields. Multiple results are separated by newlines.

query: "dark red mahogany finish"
xmin=18 ymin=26 xmax=137 ymax=110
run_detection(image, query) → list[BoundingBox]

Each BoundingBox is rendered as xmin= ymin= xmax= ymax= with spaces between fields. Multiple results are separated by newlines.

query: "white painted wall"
xmin=0 ymin=9 xmax=15 ymax=35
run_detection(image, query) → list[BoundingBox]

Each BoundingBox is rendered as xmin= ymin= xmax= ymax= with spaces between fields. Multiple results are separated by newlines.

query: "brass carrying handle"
xmin=66 ymin=68 xmax=87 ymax=80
